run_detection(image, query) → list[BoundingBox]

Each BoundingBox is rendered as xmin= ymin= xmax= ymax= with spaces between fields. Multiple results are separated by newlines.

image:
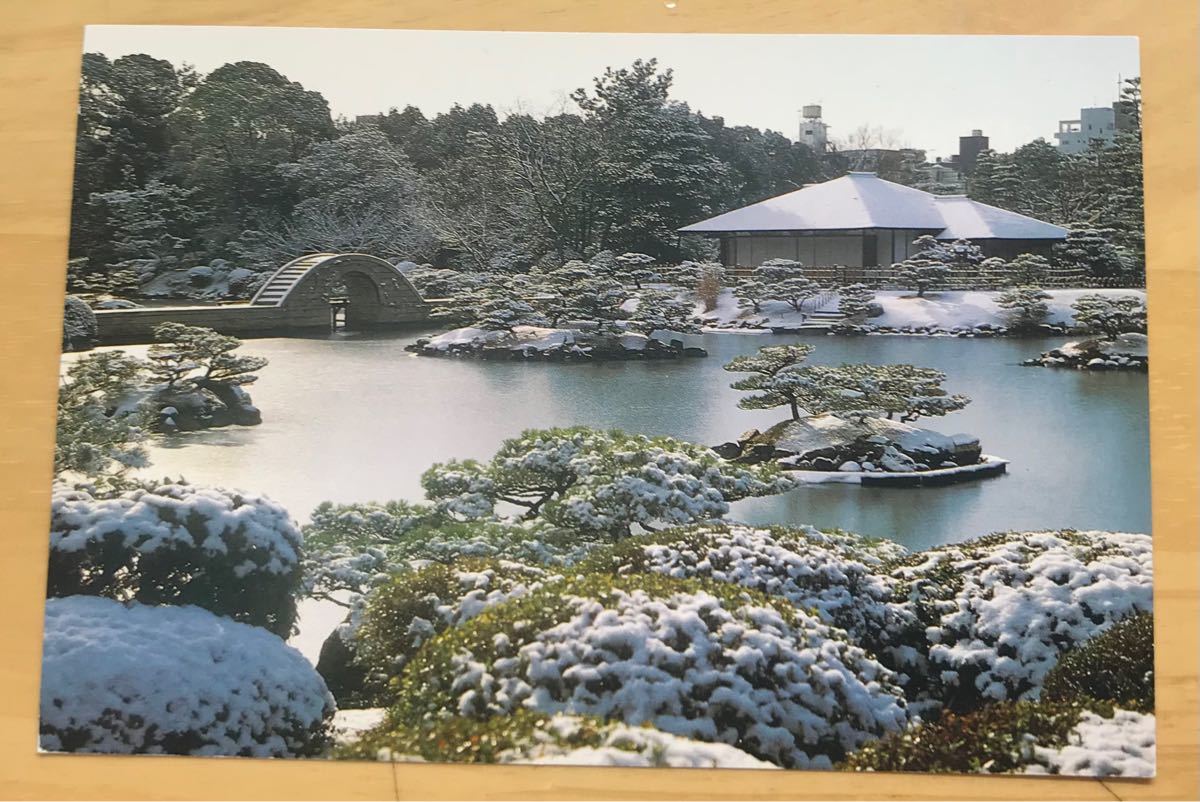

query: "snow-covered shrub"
xmin=349 ymin=559 xmax=555 ymax=704
xmin=580 ymin=524 xmax=921 ymax=674
xmin=55 ymin=352 xmax=149 ymax=482
xmin=1042 ymin=613 xmax=1154 ymax=713
xmin=889 ymin=530 xmax=1153 ymax=710
xmin=842 ymin=699 xmax=1152 ymax=777
xmin=996 ymin=285 xmax=1051 ymax=334
xmin=62 ymin=295 xmax=98 ymax=352
xmin=1071 ymin=294 xmax=1147 ymax=336
xmin=421 ymin=427 xmax=795 ymax=540
xmin=837 ymin=283 xmax=876 ymax=323
xmin=388 ymin=573 xmax=910 ymax=769
xmin=40 ymin=596 xmax=333 ymax=756
xmin=343 ymin=710 xmax=775 ymax=768
xmin=47 ymin=482 xmax=304 ymax=636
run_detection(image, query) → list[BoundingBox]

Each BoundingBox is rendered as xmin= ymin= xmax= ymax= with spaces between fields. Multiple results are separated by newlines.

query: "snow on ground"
xmin=698 ymin=288 xmax=1147 ymax=331
xmin=1025 ymin=710 xmax=1156 ymax=778
xmin=503 ymin=716 xmax=779 ymax=769
xmin=332 ymin=708 xmax=387 ymax=746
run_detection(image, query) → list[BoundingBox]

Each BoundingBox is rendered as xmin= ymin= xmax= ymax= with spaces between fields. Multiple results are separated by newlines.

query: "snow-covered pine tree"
xmin=996 ymin=285 xmax=1052 ymax=333
xmin=628 ymin=289 xmax=698 ymax=334
xmin=723 ymin=344 xmax=815 ymax=421
xmin=767 ymin=363 xmax=970 ymax=424
xmin=1070 ymin=294 xmax=1146 ymax=337
xmin=613 ymin=252 xmax=659 ymax=289
xmin=893 ymin=235 xmax=951 ymax=297
xmin=734 ymin=278 xmax=769 ymax=313
xmin=837 ymin=283 xmax=876 ymax=323
xmin=1054 ymin=228 xmax=1130 ymax=280
xmin=1004 ymin=253 xmax=1051 ymax=287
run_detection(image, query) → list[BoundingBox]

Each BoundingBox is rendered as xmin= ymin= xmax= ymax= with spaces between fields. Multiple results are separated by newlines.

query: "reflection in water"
xmin=135 ymin=329 xmax=1150 ymax=551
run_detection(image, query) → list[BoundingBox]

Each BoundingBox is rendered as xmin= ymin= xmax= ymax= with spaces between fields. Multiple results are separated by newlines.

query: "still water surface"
xmin=141 ymin=329 xmax=1150 ymax=551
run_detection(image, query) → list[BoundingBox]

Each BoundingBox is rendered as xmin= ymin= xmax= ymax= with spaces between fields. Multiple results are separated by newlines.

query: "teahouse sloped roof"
xmin=678 ymin=172 xmax=1068 ymax=240
xmin=931 ymin=195 xmax=1068 ymax=240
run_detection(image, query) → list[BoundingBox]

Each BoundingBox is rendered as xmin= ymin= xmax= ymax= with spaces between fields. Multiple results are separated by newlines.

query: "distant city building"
xmin=1053 ymin=105 xmax=1125 ymax=154
xmin=917 ymin=158 xmax=966 ymax=193
xmin=956 ymin=129 xmax=989 ymax=174
xmin=798 ymin=104 xmax=830 ymax=152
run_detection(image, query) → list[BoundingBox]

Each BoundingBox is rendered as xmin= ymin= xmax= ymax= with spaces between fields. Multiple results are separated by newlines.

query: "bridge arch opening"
xmin=338 ymin=270 xmax=384 ymax=329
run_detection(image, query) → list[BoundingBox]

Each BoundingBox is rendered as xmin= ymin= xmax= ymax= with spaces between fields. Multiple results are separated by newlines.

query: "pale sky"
xmin=84 ymin=26 xmax=1139 ymax=159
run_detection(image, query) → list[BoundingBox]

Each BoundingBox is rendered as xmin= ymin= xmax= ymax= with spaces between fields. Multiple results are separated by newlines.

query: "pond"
xmin=139 ymin=328 xmax=1151 ymax=552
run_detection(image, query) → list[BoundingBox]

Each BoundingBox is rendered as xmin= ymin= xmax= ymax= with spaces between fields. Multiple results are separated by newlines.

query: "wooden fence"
xmin=723 ymin=264 xmax=1143 ymax=290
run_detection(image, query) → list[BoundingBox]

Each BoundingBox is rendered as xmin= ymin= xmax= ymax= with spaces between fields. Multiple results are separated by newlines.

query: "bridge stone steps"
xmin=250 ymin=253 xmax=335 ymax=306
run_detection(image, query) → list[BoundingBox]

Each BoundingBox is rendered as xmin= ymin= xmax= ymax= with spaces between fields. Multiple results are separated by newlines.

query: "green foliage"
xmin=894 ymin=236 xmax=951 ymax=297
xmin=841 ymin=700 xmax=1108 ymax=774
xmin=727 ymin=352 xmax=969 ymax=424
xmin=338 ymin=709 xmax=615 ymax=763
xmin=723 ymin=344 xmax=815 ymax=420
xmin=1043 ymin=614 xmax=1154 ymax=713
xmin=1070 ymin=294 xmax=1147 ymax=336
xmin=352 ymin=559 xmax=552 ymax=703
xmin=627 ymin=289 xmax=697 ymax=334
xmin=1004 ymin=253 xmax=1051 ymax=286
xmin=386 ymin=572 xmax=801 ymax=725
xmin=55 ymin=351 xmax=149 ymax=480
xmin=46 ymin=482 xmax=305 ymax=637
xmin=997 ymin=285 xmax=1052 ymax=333
xmin=1055 ymin=228 xmax=1130 ymax=279
xmin=148 ymin=323 xmax=268 ymax=390
xmin=837 ymin=283 xmax=875 ymax=322
xmin=62 ymin=296 xmax=98 ymax=352
xmin=420 ymin=426 xmax=794 ymax=539
xmin=733 ymin=277 xmax=768 ymax=313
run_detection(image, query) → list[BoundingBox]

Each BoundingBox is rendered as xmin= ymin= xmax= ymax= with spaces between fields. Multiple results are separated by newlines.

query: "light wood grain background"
xmin=0 ymin=1 xmax=1196 ymax=799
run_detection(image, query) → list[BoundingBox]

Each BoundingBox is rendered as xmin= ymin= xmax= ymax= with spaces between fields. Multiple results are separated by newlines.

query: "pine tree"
xmin=838 ymin=283 xmax=876 ymax=322
xmin=1003 ymin=254 xmax=1051 ymax=286
xmin=1054 ymin=228 xmax=1129 ymax=279
xmin=894 ymin=236 xmax=951 ymax=297
xmin=723 ymin=344 xmax=815 ymax=420
xmin=997 ymin=286 xmax=1052 ymax=333
xmin=1071 ymin=294 xmax=1146 ymax=337
xmin=613 ymin=252 xmax=659 ymax=288
xmin=572 ymin=59 xmax=728 ymax=257
xmin=628 ymin=289 xmax=697 ymax=334
xmin=734 ymin=278 xmax=769 ymax=313
xmin=766 ymin=364 xmax=970 ymax=424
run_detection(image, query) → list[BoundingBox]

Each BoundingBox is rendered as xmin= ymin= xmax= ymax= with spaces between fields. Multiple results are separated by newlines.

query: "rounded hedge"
xmin=1042 ymin=613 xmax=1154 ymax=713
xmin=62 ymin=296 xmax=98 ymax=351
xmin=40 ymin=596 xmax=334 ymax=757
xmin=342 ymin=559 xmax=553 ymax=705
xmin=48 ymin=483 xmax=304 ymax=636
xmin=580 ymin=523 xmax=919 ymax=673
xmin=841 ymin=699 xmax=1154 ymax=777
xmin=841 ymin=699 xmax=1102 ymax=774
xmin=387 ymin=573 xmax=910 ymax=769
xmin=341 ymin=710 xmax=775 ymax=768
xmin=888 ymin=529 xmax=1153 ymax=711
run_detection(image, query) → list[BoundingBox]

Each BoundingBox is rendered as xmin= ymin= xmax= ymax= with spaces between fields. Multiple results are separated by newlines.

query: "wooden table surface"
xmin=0 ymin=1 xmax=1196 ymax=799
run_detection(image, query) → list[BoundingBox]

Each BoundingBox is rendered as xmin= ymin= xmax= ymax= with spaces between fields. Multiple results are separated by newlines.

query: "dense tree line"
xmin=968 ymin=78 xmax=1144 ymax=279
xmin=68 ymin=56 xmax=836 ymax=291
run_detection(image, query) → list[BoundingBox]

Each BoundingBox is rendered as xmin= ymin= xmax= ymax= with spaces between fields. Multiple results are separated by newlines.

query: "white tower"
xmin=799 ymin=104 xmax=829 ymax=152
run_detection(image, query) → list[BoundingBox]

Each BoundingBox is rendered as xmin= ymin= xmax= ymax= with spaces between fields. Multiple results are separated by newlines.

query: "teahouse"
xmin=679 ymin=172 xmax=1068 ymax=267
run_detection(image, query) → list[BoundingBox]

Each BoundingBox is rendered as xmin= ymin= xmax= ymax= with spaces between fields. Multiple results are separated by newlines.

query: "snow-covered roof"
xmin=931 ymin=195 xmax=1069 ymax=240
xmin=679 ymin=172 xmax=1067 ymax=241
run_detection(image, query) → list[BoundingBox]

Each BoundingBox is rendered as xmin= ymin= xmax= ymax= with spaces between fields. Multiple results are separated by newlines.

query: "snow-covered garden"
xmin=41 ymin=419 xmax=1155 ymax=775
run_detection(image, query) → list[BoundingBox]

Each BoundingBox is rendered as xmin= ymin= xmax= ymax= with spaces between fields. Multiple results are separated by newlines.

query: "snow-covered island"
xmin=1025 ymin=332 xmax=1148 ymax=371
xmin=406 ymin=323 xmax=706 ymax=361
xmin=714 ymin=414 xmax=1006 ymax=486
xmin=720 ymin=344 xmax=1003 ymax=485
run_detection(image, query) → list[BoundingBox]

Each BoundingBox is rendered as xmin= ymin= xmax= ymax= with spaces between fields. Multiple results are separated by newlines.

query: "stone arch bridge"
xmin=94 ymin=254 xmax=434 ymax=344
